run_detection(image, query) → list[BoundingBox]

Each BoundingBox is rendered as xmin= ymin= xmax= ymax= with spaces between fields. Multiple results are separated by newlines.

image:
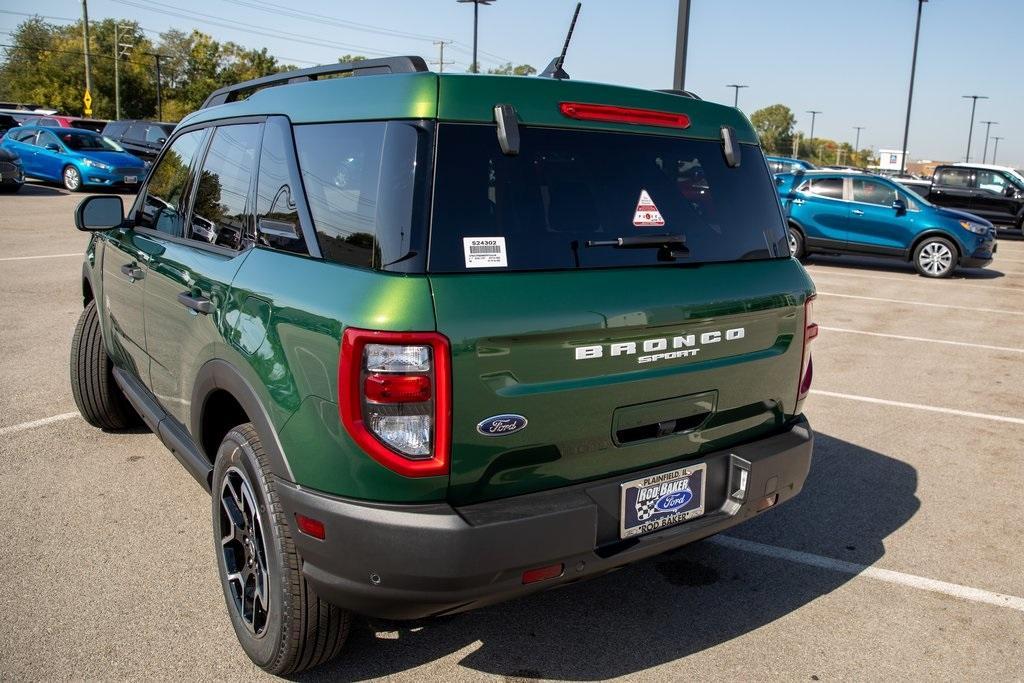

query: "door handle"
xmin=792 ymin=198 xmax=805 ymax=205
xmin=177 ymin=292 xmax=215 ymax=315
xmin=120 ymin=263 xmax=144 ymax=280
xmin=851 ymin=209 xmax=865 ymax=216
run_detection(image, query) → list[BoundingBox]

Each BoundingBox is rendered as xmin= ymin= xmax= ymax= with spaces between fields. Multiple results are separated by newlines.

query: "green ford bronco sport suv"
xmin=70 ymin=56 xmax=817 ymax=674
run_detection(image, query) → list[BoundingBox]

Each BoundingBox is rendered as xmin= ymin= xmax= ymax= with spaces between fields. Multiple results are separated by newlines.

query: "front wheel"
xmin=62 ymin=165 xmax=83 ymax=192
xmin=913 ymin=237 xmax=957 ymax=278
xmin=70 ymin=300 xmax=142 ymax=430
xmin=212 ymin=424 xmax=351 ymax=675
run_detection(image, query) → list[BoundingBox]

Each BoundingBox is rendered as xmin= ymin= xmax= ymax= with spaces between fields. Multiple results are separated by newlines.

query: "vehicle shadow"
xmin=995 ymin=228 xmax=1022 ymax=241
xmin=806 ymin=254 xmax=1005 ymax=280
xmin=16 ymin=181 xmax=68 ymax=197
xmin=300 ymin=433 xmax=919 ymax=682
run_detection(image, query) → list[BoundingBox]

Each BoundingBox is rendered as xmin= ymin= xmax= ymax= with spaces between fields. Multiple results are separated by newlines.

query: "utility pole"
xmin=431 ymin=40 xmax=453 ymax=73
xmin=673 ymin=0 xmax=691 ymax=90
xmin=80 ymin=0 xmax=93 ymax=116
xmin=806 ymin=110 xmax=821 ymax=160
xmin=154 ymin=54 xmax=163 ymax=120
xmin=991 ymin=136 xmax=1004 ymax=164
xmin=961 ymin=94 xmax=988 ymax=162
xmin=114 ymin=23 xmax=133 ymax=120
xmin=980 ymin=120 xmax=997 ymax=163
xmin=853 ymin=126 xmax=865 ymax=152
xmin=900 ymin=0 xmax=927 ymax=175
xmin=726 ymin=84 xmax=748 ymax=108
xmin=457 ymin=0 xmax=494 ymax=74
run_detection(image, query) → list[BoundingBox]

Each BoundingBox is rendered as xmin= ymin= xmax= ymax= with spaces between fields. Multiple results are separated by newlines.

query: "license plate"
xmin=124 ymin=176 xmax=138 ymax=184
xmin=619 ymin=463 xmax=706 ymax=539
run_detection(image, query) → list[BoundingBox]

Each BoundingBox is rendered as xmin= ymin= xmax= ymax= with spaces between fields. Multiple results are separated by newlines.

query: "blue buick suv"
xmin=777 ymin=171 xmax=996 ymax=277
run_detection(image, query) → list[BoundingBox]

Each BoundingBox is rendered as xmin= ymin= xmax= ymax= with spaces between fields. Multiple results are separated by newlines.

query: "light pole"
xmin=900 ymin=0 xmax=927 ymax=175
xmin=962 ymin=94 xmax=988 ymax=162
xmin=991 ymin=136 xmax=1004 ymax=164
xmin=980 ymin=120 xmax=997 ymax=163
xmin=853 ymin=126 xmax=865 ymax=151
xmin=673 ymin=0 xmax=692 ymax=90
xmin=457 ymin=0 xmax=494 ymax=74
xmin=726 ymin=84 xmax=748 ymax=108
xmin=806 ymin=110 xmax=821 ymax=160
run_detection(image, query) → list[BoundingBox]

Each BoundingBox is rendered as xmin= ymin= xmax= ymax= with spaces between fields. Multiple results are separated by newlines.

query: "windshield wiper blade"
xmin=585 ymin=234 xmax=689 ymax=261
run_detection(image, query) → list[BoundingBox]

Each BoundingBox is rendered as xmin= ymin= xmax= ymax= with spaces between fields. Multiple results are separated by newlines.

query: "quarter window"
xmin=136 ymin=129 xmax=206 ymax=236
xmin=851 ymin=178 xmax=897 ymax=206
xmin=935 ymin=167 xmax=972 ymax=188
xmin=188 ymin=123 xmax=261 ymax=250
xmin=255 ymin=118 xmax=307 ymax=255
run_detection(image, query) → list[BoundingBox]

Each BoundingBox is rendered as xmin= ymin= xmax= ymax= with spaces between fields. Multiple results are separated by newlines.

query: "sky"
xmin=4 ymin=0 xmax=1022 ymax=166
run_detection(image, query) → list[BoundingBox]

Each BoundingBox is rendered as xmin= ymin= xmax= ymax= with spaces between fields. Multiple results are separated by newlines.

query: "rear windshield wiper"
xmin=585 ymin=234 xmax=690 ymax=261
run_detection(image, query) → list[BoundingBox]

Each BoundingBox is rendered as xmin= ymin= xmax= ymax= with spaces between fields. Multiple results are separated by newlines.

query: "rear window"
xmin=428 ymin=124 xmax=788 ymax=272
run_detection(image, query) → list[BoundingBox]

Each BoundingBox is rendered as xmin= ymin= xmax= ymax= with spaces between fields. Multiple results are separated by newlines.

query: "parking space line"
xmin=710 ymin=536 xmax=1024 ymax=613
xmin=806 ymin=268 xmax=1024 ymax=291
xmin=818 ymin=326 xmax=1024 ymax=354
xmin=817 ymin=291 xmax=1024 ymax=316
xmin=0 ymin=412 xmax=79 ymax=437
xmin=0 ymin=253 xmax=81 ymax=262
xmin=809 ymin=389 xmax=1024 ymax=426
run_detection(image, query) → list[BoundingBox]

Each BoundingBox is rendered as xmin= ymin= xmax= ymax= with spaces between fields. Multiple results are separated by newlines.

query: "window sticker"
xmin=463 ymin=237 xmax=508 ymax=268
xmin=633 ymin=189 xmax=665 ymax=227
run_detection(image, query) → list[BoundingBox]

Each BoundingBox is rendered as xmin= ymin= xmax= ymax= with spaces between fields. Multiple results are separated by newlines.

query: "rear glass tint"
xmin=428 ymin=124 xmax=788 ymax=272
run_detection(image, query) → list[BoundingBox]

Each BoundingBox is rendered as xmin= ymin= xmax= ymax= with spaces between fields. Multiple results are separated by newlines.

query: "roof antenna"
xmin=539 ymin=2 xmax=581 ymax=80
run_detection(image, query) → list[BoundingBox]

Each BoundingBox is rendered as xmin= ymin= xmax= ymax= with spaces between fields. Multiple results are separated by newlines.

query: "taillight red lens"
xmin=559 ymin=102 xmax=691 ymax=129
xmin=797 ymin=295 xmax=817 ymax=403
xmin=339 ymin=328 xmax=451 ymax=477
xmin=364 ymin=373 xmax=432 ymax=403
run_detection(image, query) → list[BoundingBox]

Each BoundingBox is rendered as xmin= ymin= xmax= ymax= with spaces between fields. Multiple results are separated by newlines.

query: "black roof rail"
xmin=655 ymin=88 xmax=702 ymax=100
xmin=200 ymin=56 xmax=429 ymax=109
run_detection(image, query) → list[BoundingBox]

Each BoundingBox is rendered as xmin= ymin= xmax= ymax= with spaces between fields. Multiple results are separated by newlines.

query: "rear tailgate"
xmin=432 ymin=261 xmax=812 ymax=505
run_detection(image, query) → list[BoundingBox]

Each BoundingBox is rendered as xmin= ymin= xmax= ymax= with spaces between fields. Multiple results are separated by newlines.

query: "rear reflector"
xmin=522 ymin=563 xmax=564 ymax=585
xmin=797 ymin=295 xmax=818 ymax=403
xmin=295 ymin=514 xmax=325 ymax=540
xmin=754 ymin=494 xmax=778 ymax=512
xmin=559 ymin=102 xmax=691 ymax=129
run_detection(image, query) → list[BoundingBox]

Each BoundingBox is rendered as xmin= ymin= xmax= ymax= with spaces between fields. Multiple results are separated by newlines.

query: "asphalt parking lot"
xmin=1 ymin=181 xmax=1022 ymax=680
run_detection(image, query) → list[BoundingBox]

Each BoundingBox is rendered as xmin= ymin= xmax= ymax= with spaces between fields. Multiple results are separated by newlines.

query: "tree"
xmin=337 ymin=54 xmax=366 ymax=64
xmin=750 ymin=104 xmax=796 ymax=156
xmin=486 ymin=62 xmax=536 ymax=76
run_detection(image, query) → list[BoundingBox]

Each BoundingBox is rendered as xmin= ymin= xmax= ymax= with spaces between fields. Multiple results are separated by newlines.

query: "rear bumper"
xmin=277 ymin=416 xmax=814 ymax=620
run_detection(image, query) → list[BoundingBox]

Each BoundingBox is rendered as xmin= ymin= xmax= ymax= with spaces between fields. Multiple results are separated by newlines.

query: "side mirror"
xmin=892 ymin=199 xmax=907 ymax=215
xmin=44 ymin=143 xmax=60 ymax=152
xmin=1005 ymin=185 xmax=1016 ymax=198
xmin=156 ymin=137 xmax=167 ymax=145
xmin=75 ymin=195 xmax=125 ymax=231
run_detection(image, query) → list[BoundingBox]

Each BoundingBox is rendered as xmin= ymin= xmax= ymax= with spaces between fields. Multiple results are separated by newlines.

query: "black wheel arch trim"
xmin=191 ymin=359 xmax=295 ymax=484
xmin=909 ymin=230 xmax=961 ymax=261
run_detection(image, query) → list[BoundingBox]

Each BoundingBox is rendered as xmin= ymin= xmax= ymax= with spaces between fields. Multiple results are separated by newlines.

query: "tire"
xmin=787 ymin=225 xmax=806 ymax=259
xmin=70 ymin=300 xmax=142 ymax=430
xmin=912 ymin=236 xmax=957 ymax=278
xmin=212 ymin=424 xmax=351 ymax=675
xmin=0 ymin=183 xmax=21 ymax=193
xmin=62 ymin=165 xmax=83 ymax=192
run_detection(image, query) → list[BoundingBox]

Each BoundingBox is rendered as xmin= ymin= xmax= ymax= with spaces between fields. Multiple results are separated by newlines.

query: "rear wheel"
xmin=787 ymin=226 xmax=805 ymax=259
xmin=913 ymin=237 xmax=957 ymax=278
xmin=212 ymin=424 xmax=351 ymax=675
xmin=62 ymin=165 xmax=83 ymax=192
xmin=70 ymin=300 xmax=142 ymax=430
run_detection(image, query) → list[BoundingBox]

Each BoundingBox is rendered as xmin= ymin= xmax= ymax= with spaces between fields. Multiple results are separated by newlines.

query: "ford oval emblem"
xmin=476 ymin=414 xmax=528 ymax=437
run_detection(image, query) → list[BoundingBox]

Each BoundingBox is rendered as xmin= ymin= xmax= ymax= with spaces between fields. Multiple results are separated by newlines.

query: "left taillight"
xmin=339 ymin=328 xmax=451 ymax=477
xmin=797 ymin=294 xmax=819 ymax=404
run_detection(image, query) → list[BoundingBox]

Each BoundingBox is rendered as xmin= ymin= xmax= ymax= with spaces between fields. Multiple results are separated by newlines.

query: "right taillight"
xmin=339 ymin=328 xmax=451 ymax=477
xmin=797 ymin=294 xmax=818 ymax=404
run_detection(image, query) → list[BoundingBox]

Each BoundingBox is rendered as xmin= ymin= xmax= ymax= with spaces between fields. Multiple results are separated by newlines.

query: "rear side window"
xmin=934 ymin=167 xmax=972 ymax=187
xmin=188 ymin=123 xmax=261 ymax=250
xmin=11 ymin=129 xmax=36 ymax=144
xmin=429 ymin=124 xmax=788 ymax=272
xmin=144 ymin=126 xmax=166 ymax=144
xmin=806 ymin=177 xmax=844 ymax=199
xmin=293 ymin=121 xmax=430 ymax=269
xmin=136 ymin=129 xmax=206 ymax=236
xmin=126 ymin=122 xmax=147 ymax=141
xmin=103 ymin=121 xmax=127 ymax=138
xmin=255 ymin=117 xmax=307 ymax=255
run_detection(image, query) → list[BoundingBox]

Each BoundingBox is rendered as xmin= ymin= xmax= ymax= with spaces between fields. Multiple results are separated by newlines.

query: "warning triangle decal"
xmin=632 ymin=189 xmax=665 ymax=227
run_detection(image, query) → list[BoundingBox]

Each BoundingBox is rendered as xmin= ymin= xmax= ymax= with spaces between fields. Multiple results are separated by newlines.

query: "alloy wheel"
xmin=219 ymin=466 xmax=270 ymax=637
xmin=918 ymin=242 xmax=953 ymax=276
xmin=787 ymin=230 xmax=799 ymax=256
xmin=63 ymin=167 xmax=80 ymax=191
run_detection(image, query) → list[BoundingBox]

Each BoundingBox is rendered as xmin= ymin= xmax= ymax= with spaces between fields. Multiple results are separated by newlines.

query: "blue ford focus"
xmin=776 ymin=170 xmax=996 ymax=278
xmin=0 ymin=125 xmax=146 ymax=192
